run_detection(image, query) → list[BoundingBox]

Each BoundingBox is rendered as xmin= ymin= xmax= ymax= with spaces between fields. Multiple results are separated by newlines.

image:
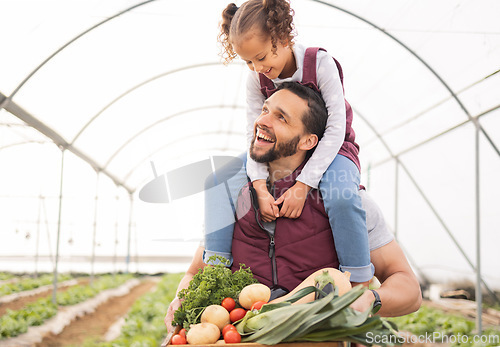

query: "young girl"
xmin=204 ymin=0 xmax=373 ymax=284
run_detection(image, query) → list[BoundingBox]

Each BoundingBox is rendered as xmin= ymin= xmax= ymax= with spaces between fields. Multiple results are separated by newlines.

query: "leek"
xmin=235 ymin=278 xmax=400 ymax=346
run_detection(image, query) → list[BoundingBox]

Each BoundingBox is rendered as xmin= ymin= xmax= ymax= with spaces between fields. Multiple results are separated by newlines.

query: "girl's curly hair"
xmin=218 ymin=0 xmax=295 ymax=64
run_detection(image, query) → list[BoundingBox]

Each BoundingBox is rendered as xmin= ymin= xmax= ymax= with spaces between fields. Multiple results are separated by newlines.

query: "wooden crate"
xmin=162 ymin=327 xmax=347 ymax=346
xmin=167 ymin=343 xmax=345 ymax=347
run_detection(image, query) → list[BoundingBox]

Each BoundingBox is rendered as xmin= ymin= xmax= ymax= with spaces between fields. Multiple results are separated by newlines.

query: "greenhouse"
xmin=1 ymin=0 xmax=499 ymax=346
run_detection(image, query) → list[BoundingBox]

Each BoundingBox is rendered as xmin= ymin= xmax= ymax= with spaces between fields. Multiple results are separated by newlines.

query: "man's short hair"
xmin=276 ymin=82 xmax=328 ymax=141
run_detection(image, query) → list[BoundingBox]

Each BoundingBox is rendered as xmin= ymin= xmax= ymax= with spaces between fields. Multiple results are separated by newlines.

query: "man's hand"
xmin=164 ymin=297 xmax=181 ymax=333
xmin=274 ymin=181 xmax=312 ymax=218
xmin=253 ymin=179 xmax=280 ymax=222
xmin=350 ymin=289 xmax=375 ymax=313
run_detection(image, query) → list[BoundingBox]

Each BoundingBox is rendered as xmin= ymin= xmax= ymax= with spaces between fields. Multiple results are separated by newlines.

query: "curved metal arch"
xmin=71 ymin=62 xmax=244 ymax=144
xmin=371 ymin=103 xmax=500 ymax=169
xmin=102 ymin=104 xmax=245 ymax=169
xmin=377 ymin=69 xmax=500 ymax=141
xmin=0 ymin=0 xmax=157 ymax=110
xmin=354 ymin=106 xmax=497 ymax=300
xmin=122 ymin=131 xmax=245 ymax=185
xmin=310 ymin=0 xmax=500 ymax=157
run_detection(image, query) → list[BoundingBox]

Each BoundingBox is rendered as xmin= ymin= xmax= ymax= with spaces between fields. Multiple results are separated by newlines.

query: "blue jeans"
xmin=204 ymin=153 xmax=248 ymax=265
xmin=203 ymin=153 xmax=373 ymax=282
xmin=318 ymin=154 xmax=373 ymax=282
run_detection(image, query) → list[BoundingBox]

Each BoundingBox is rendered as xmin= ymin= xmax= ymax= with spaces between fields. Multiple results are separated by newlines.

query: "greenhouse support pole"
xmin=52 ymin=148 xmax=65 ymax=305
xmin=35 ymin=195 xmax=42 ymax=278
xmin=43 ymin=197 xmax=55 ymax=269
xmin=113 ymin=193 xmax=120 ymax=277
xmin=126 ymin=194 xmax=134 ymax=274
xmin=394 ymin=159 xmax=399 ymax=240
xmin=475 ymin=125 xmax=482 ymax=334
xmin=90 ymin=172 xmax=100 ymax=286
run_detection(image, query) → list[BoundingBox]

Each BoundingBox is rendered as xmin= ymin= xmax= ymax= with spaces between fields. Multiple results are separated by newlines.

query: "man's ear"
xmin=299 ymin=134 xmax=318 ymax=151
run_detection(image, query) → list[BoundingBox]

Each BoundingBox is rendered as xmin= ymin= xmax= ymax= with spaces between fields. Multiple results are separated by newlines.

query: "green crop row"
xmin=76 ymin=273 xmax=183 ymax=347
xmin=57 ymin=274 xmax=132 ymax=306
xmin=0 ymin=273 xmax=73 ymax=297
xmin=0 ymin=298 xmax=57 ymax=338
xmin=0 ymin=273 xmax=15 ymax=281
xmin=389 ymin=305 xmax=500 ymax=347
xmin=0 ymin=274 xmax=133 ymax=339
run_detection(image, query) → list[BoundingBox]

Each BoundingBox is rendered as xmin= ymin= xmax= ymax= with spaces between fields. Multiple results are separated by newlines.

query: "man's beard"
xmin=249 ymin=135 xmax=301 ymax=163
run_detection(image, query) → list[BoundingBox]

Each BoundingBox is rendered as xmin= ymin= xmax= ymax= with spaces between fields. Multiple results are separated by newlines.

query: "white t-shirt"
xmin=360 ymin=190 xmax=394 ymax=251
xmin=245 ymin=43 xmax=347 ymax=189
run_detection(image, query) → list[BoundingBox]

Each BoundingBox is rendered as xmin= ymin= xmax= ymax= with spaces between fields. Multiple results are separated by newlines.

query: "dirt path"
xmin=0 ymin=278 xmax=89 ymax=316
xmin=36 ymin=279 xmax=157 ymax=347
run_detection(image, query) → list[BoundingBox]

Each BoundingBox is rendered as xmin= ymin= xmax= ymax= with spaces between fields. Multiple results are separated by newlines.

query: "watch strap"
xmin=370 ymin=289 xmax=382 ymax=314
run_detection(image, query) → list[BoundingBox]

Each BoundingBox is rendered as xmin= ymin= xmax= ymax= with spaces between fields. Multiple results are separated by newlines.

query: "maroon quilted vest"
xmin=231 ymin=160 xmax=339 ymax=291
xmin=259 ymin=47 xmax=360 ymax=171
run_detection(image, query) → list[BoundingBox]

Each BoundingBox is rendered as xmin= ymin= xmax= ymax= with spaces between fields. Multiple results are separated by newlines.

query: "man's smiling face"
xmin=250 ymin=89 xmax=309 ymax=163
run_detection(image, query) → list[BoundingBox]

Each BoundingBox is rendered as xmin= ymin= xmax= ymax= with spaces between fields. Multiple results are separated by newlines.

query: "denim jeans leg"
xmin=319 ymin=154 xmax=373 ymax=282
xmin=204 ymin=153 xmax=248 ymax=265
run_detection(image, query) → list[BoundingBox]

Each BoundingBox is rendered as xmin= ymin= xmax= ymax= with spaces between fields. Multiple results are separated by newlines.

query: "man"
xmin=164 ymin=82 xmax=421 ymax=332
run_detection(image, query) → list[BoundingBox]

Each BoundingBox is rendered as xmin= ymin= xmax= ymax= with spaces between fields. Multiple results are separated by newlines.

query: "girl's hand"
xmin=274 ymin=181 xmax=312 ymax=219
xmin=253 ymin=180 xmax=280 ymax=222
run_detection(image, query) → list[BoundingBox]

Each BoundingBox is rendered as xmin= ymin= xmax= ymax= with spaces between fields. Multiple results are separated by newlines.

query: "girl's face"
xmin=232 ymin=29 xmax=296 ymax=80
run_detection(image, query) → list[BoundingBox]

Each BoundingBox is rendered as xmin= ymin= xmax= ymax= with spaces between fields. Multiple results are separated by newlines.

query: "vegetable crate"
xmin=162 ymin=326 xmax=347 ymax=346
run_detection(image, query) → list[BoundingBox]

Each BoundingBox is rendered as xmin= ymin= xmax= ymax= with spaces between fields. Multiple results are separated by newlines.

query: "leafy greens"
xmin=172 ymin=255 xmax=258 ymax=329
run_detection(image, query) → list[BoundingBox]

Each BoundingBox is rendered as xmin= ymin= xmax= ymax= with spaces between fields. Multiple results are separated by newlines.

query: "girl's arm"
xmin=296 ymin=51 xmax=347 ymax=189
xmin=246 ymin=72 xmax=280 ymax=221
xmin=245 ymin=71 xmax=268 ymax=182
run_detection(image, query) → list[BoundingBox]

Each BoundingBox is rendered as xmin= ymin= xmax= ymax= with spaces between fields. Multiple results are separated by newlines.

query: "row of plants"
xmin=76 ymin=273 xmax=183 ymax=347
xmin=0 ymin=273 xmax=73 ymax=297
xmin=0 ymin=272 xmax=15 ymax=281
xmin=389 ymin=304 xmax=500 ymax=347
xmin=0 ymin=273 xmax=134 ymax=339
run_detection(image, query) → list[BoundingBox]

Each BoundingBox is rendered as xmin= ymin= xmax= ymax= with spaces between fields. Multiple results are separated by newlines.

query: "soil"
xmin=36 ymin=279 xmax=157 ymax=347
xmin=0 ymin=278 xmax=90 ymax=316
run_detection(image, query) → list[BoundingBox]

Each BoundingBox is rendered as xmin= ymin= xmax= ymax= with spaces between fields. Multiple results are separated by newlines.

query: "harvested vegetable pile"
xmin=171 ymin=266 xmax=399 ymax=346
xmin=172 ymin=256 xmax=257 ymax=329
xmin=235 ymin=284 xmax=398 ymax=346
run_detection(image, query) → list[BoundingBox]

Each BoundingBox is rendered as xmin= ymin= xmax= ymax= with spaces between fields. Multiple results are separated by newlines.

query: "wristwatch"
xmin=370 ymin=289 xmax=382 ymax=312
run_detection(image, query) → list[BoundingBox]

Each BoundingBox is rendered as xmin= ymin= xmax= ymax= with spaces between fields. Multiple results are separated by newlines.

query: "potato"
xmin=201 ymin=305 xmax=231 ymax=330
xmin=238 ymin=283 xmax=271 ymax=309
xmin=186 ymin=322 xmax=220 ymax=345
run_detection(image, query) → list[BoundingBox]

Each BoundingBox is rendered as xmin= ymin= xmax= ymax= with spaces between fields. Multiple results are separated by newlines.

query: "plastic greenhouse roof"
xmin=1 ymin=0 xmax=499 ymax=292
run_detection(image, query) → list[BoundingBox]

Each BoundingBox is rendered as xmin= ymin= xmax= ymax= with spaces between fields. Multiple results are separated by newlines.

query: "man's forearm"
xmin=165 ymin=247 xmax=206 ymax=332
xmin=371 ymin=240 xmax=422 ymax=317
xmin=175 ymin=273 xmax=194 ymax=298
xmin=375 ymin=271 xmax=422 ymax=317
xmin=176 ymin=246 xmax=206 ymax=297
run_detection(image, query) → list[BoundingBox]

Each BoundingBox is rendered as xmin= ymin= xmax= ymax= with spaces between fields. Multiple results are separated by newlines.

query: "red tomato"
xmin=171 ymin=334 xmax=187 ymax=345
xmin=250 ymin=300 xmax=267 ymax=311
xmin=222 ymin=323 xmax=237 ymax=336
xmin=221 ymin=297 xmax=236 ymax=312
xmin=178 ymin=328 xmax=187 ymax=338
xmin=229 ymin=308 xmax=247 ymax=323
xmin=224 ymin=329 xmax=242 ymax=343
